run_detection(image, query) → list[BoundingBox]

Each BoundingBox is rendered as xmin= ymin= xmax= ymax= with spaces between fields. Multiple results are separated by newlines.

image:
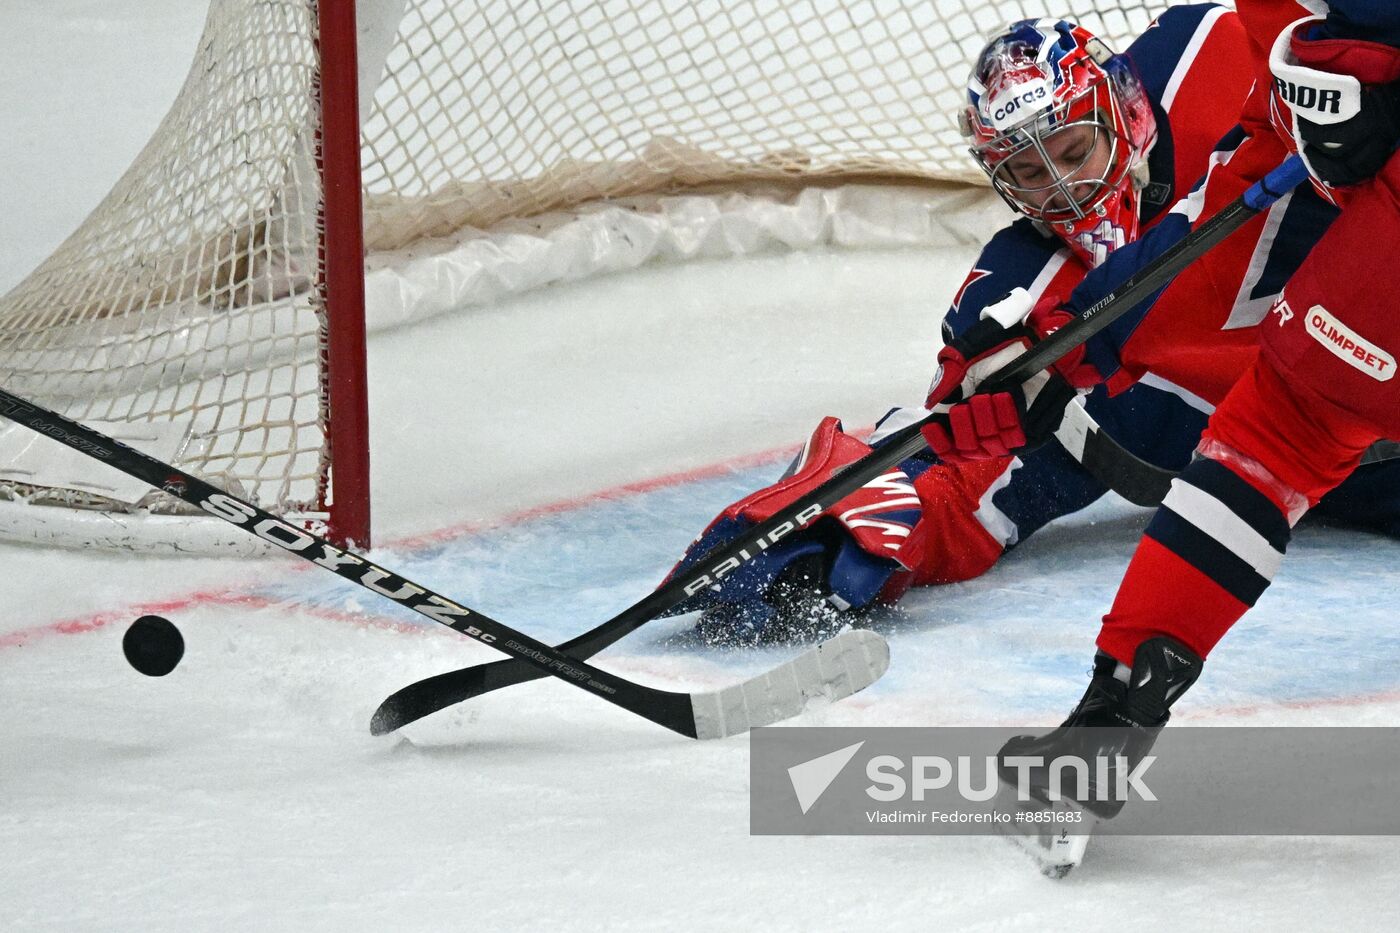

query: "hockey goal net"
xmin=0 ymin=0 xmax=1173 ymax=554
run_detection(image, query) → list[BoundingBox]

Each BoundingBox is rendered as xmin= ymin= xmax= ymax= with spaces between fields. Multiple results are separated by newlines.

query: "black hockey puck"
xmin=122 ymin=615 xmax=185 ymax=677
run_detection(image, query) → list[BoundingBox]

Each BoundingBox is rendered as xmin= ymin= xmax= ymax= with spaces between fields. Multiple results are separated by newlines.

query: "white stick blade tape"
xmin=690 ymin=629 xmax=890 ymax=740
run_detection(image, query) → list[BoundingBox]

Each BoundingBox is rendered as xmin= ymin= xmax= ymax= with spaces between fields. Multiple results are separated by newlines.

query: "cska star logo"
xmin=952 ymin=268 xmax=992 ymax=312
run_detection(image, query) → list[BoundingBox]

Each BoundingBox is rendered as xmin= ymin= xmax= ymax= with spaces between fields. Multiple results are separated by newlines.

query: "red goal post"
xmin=0 ymin=0 xmax=1175 ymax=555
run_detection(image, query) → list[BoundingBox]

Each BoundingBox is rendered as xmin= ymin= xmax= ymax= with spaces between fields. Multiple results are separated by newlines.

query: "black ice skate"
xmin=993 ymin=636 xmax=1203 ymax=877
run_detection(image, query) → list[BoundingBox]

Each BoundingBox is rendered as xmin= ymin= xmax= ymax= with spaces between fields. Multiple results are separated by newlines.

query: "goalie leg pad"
xmin=664 ymin=417 xmax=929 ymax=642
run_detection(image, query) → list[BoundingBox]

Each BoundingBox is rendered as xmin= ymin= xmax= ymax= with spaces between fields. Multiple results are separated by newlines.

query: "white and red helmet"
xmin=961 ymin=19 xmax=1158 ymax=266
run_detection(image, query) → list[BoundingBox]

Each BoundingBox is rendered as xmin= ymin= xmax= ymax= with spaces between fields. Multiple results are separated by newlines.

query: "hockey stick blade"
xmin=372 ymin=156 xmax=1311 ymax=733
xmin=1054 ymin=400 xmax=1175 ymax=506
xmin=1361 ymin=439 xmax=1400 ymax=466
xmin=0 ymin=387 xmax=890 ymax=740
xmin=373 ymin=627 xmax=889 ymax=738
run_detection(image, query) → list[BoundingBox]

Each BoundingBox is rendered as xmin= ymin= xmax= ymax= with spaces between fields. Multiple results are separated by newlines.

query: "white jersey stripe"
xmin=1224 ymin=188 xmax=1294 ymax=330
xmin=1160 ymin=4 xmax=1229 ymax=113
xmin=1162 ymin=478 xmax=1285 ymax=580
xmin=1024 ymin=248 xmax=1071 ymax=303
xmin=973 ymin=457 xmax=1023 ymax=548
xmin=1137 ymin=372 xmax=1216 ymax=414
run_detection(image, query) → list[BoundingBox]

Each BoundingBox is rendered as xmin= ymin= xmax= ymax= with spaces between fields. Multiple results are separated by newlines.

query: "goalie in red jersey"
xmin=667 ymin=4 xmax=1400 ymax=646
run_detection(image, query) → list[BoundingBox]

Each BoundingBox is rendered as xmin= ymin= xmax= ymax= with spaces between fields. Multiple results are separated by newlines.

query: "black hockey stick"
xmin=0 ymin=388 xmax=891 ymax=740
xmin=1054 ymin=399 xmax=1175 ymax=506
xmin=371 ymin=156 xmax=1312 ymax=734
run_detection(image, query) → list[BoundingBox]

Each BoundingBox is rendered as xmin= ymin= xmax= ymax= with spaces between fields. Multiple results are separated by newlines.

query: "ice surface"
xmin=3 ymin=4 xmax=1399 ymax=932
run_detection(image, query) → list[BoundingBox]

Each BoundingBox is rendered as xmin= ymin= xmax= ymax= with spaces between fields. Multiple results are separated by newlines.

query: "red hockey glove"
xmin=921 ymin=289 xmax=1099 ymax=462
xmin=1271 ymin=17 xmax=1400 ymax=188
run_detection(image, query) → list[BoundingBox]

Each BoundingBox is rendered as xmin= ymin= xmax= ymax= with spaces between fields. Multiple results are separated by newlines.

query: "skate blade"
xmin=997 ymin=820 xmax=1092 ymax=878
xmin=993 ymin=783 xmax=1095 ymax=878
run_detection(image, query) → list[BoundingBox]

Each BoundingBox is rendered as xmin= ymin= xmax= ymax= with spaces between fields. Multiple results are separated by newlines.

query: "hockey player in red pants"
xmin=926 ymin=0 xmax=1400 ymax=863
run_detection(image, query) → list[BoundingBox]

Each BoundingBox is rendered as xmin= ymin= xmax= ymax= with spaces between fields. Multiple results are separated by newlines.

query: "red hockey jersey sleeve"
xmin=1061 ymin=5 xmax=1306 ymax=406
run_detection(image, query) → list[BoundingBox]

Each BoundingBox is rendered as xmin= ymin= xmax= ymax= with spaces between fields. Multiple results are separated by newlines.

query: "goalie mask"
xmin=961 ymin=19 xmax=1157 ymax=266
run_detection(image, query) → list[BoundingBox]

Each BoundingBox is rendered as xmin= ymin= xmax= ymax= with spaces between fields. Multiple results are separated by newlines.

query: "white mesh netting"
xmin=0 ymin=0 xmax=1175 ymax=552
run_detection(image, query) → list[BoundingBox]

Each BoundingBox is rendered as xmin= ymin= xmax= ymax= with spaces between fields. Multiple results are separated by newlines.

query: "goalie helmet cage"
xmin=0 ymin=0 xmax=1175 ymax=556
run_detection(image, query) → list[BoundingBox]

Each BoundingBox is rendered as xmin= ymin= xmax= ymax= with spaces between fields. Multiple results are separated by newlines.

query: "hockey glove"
xmin=1297 ymin=82 xmax=1400 ymax=187
xmin=1271 ymin=17 xmax=1400 ymax=188
xmin=922 ymin=289 xmax=1097 ymax=462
